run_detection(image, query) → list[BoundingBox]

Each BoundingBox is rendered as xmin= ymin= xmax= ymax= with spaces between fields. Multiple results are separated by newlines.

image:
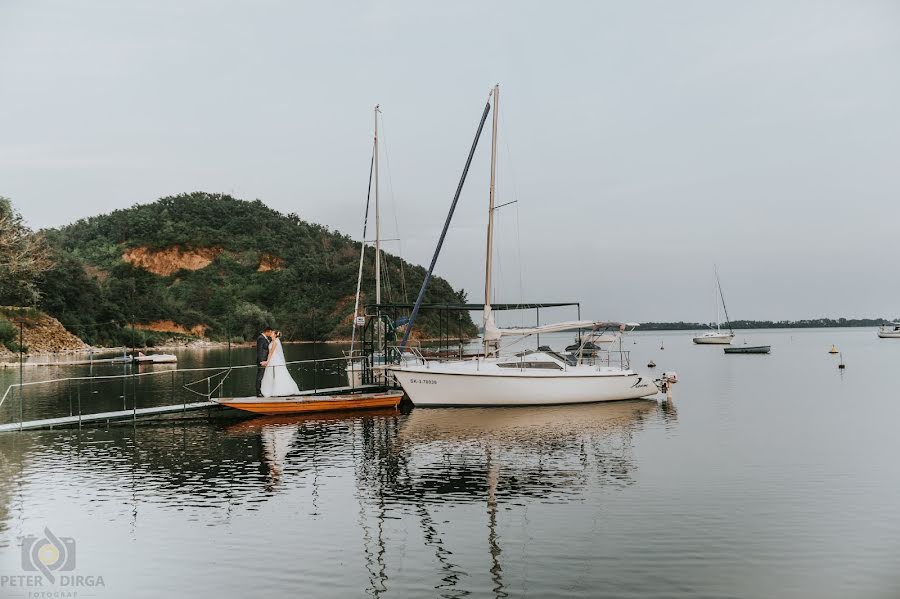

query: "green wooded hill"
xmin=38 ymin=192 xmax=475 ymax=347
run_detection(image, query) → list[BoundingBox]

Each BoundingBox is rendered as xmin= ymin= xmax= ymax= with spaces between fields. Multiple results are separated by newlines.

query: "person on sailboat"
xmin=260 ymin=330 xmax=302 ymax=397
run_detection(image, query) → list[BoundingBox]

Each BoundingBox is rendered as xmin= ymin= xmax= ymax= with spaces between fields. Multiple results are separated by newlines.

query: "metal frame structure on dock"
xmin=357 ymin=302 xmax=582 ymax=364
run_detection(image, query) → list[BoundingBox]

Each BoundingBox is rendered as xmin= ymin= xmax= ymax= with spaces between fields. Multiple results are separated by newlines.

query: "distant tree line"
xmin=639 ymin=318 xmax=894 ymax=331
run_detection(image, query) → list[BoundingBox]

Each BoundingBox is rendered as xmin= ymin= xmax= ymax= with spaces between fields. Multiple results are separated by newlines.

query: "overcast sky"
xmin=1 ymin=0 xmax=898 ymax=323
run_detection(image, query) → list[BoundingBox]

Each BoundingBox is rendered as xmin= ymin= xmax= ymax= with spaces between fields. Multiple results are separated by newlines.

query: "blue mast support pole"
xmin=399 ymin=98 xmax=492 ymax=351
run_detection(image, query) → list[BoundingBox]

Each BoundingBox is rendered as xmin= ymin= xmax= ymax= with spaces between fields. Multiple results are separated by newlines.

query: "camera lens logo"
xmin=21 ymin=528 xmax=76 ymax=583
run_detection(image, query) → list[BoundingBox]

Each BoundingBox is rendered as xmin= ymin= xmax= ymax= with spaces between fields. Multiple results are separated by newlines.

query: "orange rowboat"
xmin=215 ymin=391 xmax=404 ymax=415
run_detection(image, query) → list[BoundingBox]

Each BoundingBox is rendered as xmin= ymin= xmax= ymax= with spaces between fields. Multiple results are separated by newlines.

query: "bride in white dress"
xmin=260 ymin=331 xmax=301 ymax=397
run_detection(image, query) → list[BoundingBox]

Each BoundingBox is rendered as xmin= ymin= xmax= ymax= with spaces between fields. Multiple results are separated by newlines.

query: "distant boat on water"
xmin=877 ymin=323 xmax=900 ymax=339
xmin=724 ymin=345 xmax=770 ymax=355
xmin=134 ymin=352 xmax=177 ymax=364
xmin=693 ymin=268 xmax=735 ymax=345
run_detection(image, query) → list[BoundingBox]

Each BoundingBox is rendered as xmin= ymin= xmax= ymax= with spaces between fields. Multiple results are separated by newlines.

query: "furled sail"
xmin=484 ymin=320 xmax=638 ymax=340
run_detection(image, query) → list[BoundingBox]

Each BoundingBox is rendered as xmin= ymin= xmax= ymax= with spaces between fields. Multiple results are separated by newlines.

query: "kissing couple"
xmin=256 ymin=326 xmax=301 ymax=397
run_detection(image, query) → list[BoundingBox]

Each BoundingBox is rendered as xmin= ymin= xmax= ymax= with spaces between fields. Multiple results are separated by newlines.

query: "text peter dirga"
xmin=2 ymin=527 xmax=106 ymax=596
xmin=1 ymin=574 xmax=106 ymax=595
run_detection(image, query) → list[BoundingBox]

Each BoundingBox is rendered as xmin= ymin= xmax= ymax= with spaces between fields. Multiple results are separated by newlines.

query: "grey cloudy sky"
xmin=1 ymin=0 xmax=898 ymax=323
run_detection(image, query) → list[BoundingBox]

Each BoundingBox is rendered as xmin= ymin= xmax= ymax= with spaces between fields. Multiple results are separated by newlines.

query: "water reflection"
xmin=0 ymin=400 xmax=673 ymax=597
xmin=223 ymin=409 xmax=401 ymax=493
xmin=388 ymin=401 xmax=664 ymax=598
xmin=0 ymin=401 xmax=669 ymax=510
xmin=391 ymin=401 xmax=662 ymax=503
xmin=6 ymin=329 xmax=900 ymax=598
xmin=486 ymin=448 xmax=506 ymax=599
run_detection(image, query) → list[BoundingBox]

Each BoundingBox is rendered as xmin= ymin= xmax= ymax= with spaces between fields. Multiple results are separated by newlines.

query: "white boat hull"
xmin=878 ymin=331 xmax=900 ymax=339
xmin=134 ymin=354 xmax=178 ymax=364
xmin=391 ymin=366 xmax=659 ymax=407
xmin=692 ymin=334 xmax=734 ymax=345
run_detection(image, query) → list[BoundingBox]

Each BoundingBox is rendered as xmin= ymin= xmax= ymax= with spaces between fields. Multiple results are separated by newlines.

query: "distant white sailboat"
xmin=390 ymin=85 xmax=666 ymax=407
xmin=877 ymin=323 xmax=900 ymax=339
xmin=693 ymin=269 xmax=735 ymax=345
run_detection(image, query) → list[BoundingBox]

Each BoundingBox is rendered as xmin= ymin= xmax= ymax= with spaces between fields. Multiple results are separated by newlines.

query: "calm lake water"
xmin=1 ymin=328 xmax=899 ymax=598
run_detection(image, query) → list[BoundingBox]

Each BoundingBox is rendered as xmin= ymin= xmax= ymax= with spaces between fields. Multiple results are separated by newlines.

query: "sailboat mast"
xmin=483 ymin=85 xmax=499 ymax=355
xmin=715 ymin=268 xmax=733 ymax=335
xmin=714 ymin=273 xmax=720 ymax=333
xmin=374 ymin=105 xmax=382 ymax=307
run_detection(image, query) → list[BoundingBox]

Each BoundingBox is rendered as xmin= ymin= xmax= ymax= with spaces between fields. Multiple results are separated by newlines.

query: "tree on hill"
xmin=38 ymin=192 xmax=476 ymax=346
xmin=0 ymin=197 xmax=53 ymax=306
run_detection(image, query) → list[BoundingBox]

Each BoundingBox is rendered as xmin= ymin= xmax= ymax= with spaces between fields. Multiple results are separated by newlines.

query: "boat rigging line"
xmin=500 ymin=104 xmax=526 ymax=312
xmin=376 ymin=108 xmax=410 ymax=305
xmin=350 ymin=136 xmax=376 ymax=355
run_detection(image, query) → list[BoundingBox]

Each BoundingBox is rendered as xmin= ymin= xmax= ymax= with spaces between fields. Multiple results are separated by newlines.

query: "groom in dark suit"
xmin=256 ymin=326 xmax=274 ymax=397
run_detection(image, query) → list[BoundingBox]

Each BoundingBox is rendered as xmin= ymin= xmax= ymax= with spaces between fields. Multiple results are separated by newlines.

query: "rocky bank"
xmin=0 ymin=308 xmax=89 ymax=357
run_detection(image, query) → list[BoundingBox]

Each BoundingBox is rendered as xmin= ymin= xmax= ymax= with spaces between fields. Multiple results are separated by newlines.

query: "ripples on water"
xmin=1 ymin=330 xmax=900 ymax=598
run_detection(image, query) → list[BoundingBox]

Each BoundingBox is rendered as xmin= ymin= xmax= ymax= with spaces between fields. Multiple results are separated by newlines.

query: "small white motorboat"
xmin=877 ymin=323 xmax=900 ymax=339
xmin=133 ymin=352 xmax=178 ymax=364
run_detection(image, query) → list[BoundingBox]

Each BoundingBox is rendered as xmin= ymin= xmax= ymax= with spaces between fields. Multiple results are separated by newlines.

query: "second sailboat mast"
xmin=374 ymin=105 xmax=382 ymax=306
xmin=484 ymin=86 xmax=499 ymax=318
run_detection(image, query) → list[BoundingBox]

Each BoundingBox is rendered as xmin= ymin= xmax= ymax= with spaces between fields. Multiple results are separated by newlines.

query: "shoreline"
xmin=0 ymin=324 xmax=885 ymax=365
xmin=0 ymin=336 xmax=475 ymax=367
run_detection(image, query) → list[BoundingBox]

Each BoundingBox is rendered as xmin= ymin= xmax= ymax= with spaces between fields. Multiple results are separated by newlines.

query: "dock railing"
xmin=0 ymin=355 xmax=362 ymax=431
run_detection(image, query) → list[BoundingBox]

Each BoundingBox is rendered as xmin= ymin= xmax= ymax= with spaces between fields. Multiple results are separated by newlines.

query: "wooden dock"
xmin=0 ymin=384 xmax=386 ymax=433
xmin=0 ymin=401 xmax=219 ymax=432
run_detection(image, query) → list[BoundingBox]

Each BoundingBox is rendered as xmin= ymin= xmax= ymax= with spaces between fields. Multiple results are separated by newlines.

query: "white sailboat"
xmin=692 ymin=269 xmax=735 ymax=345
xmin=390 ymin=85 xmax=665 ymax=407
xmin=877 ymin=323 xmax=900 ymax=339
